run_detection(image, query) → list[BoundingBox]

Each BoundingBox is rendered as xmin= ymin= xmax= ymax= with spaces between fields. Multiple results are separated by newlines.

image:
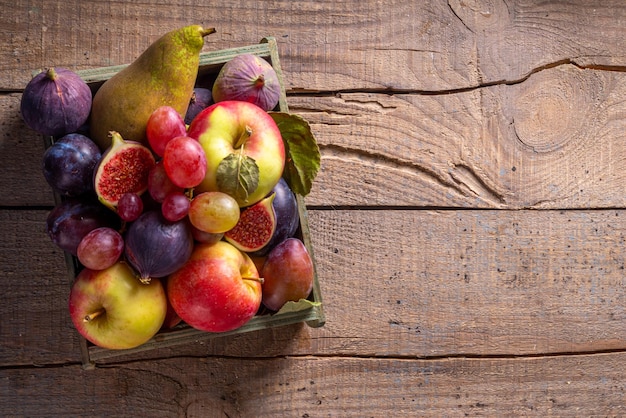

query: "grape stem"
xmin=84 ymin=308 xmax=106 ymax=322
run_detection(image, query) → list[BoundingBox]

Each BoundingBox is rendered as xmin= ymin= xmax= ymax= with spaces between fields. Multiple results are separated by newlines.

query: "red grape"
xmin=148 ymin=160 xmax=184 ymax=203
xmin=117 ymin=192 xmax=144 ymax=222
xmin=163 ymin=136 xmax=207 ymax=188
xmin=161 ymin=191 xmax=190 ymax=222
xmin=191 ymin=225 xmax=224 ymax=244
xmin=146 ymin=106 xmax=187 ymax=157
xmin=77 ymin=227 xmax=124 ymax=270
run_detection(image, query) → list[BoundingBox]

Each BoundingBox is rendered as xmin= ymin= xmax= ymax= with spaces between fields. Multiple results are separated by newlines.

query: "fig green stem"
xmin=139 ymin=276 xmax=152 ymax=285
xmin=46 ymin=67 xmax=58 ymax=80
xmin=84 ymin=308 xmax=105 ymax=322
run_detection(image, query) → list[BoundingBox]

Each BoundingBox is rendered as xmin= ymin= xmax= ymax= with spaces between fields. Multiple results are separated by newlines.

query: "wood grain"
xmin=1 ymin=353 xmax=625 ymax=416
xmin=0 ymin=210 xmax=83 ymax=366
xmin=2 ymin=1 xmax=625 ymax=91
xmin=3 ymin=208 xmax=625 ymax=365
xmin=294 ymin=63 xmax=626 ymax=209
xmin=448 ymin=0 xmax=626 ymax=82
xmin=0 ymin=93 xmax=54 ymax=206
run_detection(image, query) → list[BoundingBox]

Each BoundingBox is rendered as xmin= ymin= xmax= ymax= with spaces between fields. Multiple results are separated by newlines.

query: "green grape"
xmin=188 ymin=191 xmax=240 ymax=234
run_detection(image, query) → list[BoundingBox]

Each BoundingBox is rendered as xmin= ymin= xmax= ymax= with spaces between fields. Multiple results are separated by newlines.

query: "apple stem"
xmin=84 ymin=308 xmax=105 ymax=322
xmin=234 ymin=126 xmax=253 ymax=149
xmin=243 ymin=276 xmax=265 ymax=284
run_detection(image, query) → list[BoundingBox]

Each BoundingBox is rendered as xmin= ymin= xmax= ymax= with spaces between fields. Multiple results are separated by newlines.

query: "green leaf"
xmin=216 ymin=153 xmax=259 ymax=203
xmin=275 ymin=299 xmax=322 ymax=315
xmin=270 ymin=112 xmax=320 ymax=196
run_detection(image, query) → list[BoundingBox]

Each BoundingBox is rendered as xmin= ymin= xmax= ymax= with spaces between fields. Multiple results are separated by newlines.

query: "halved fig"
xmin=94 ymin=131 xmax=156 ymax=210
xmin=249 ymin=178 xmax=299 ymax=257
xmin=224 ymin=193 xmax=276 ymax=252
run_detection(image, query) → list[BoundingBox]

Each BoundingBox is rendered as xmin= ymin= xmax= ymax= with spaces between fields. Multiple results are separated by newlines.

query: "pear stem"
xmin=201 ymin=27 xmax=217 ymax=37
xmin=84 ymin=308 xmax=105 ymax=322
xmin=243 ymin=277 xmax=265 ymax=284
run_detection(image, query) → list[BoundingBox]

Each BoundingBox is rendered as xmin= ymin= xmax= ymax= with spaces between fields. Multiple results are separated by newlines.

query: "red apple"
xmin=187 ymin=100 xmax=285 ymax=207
xmin=68 ymin=261 xmax=167 ymax=349
xmin=167 ymin=241 xmax=262 ymax=332
xmin=261 ymin=238 xmax=314 ymax=311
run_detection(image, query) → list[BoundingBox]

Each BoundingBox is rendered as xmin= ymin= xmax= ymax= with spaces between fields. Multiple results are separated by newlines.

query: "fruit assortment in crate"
xmin=22 ymin=26 xmax=324 ymax=365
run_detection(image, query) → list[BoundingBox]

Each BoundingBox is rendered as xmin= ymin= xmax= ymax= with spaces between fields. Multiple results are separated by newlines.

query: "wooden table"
xmin=2 ymin=1 xmax=625 ymax=415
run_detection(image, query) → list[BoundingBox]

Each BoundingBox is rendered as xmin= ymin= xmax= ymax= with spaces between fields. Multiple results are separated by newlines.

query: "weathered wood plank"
xmin=298 ymin=64 xmax=626 ymax=209
xmin=0 ymin=210 xmax=83 ymax=365
xmin=2 ymin=353 xmax=625 ymax=416
xmin=1 ymin=0 xmax=475 ymax=91
xmin=2 ymin=208 xmax=625 ymax=365
xmin=3 ymin=63 xmax=626 ymax=209
xmin=0 ymin=93 xmax=54 ymax=206
xmin=448 ymin=0 xmax=626 ymax=82
xmin=2 ymin=1 xmax=625 ymax=91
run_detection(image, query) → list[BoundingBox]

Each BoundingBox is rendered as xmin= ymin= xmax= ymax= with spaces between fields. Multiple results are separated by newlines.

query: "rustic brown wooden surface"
xmin=1 ymin=0 xmax=626 ymax=416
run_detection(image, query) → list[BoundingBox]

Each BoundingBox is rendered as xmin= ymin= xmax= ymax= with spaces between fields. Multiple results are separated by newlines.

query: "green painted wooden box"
xmin=45 ymin=37 xmax=324 ymax=367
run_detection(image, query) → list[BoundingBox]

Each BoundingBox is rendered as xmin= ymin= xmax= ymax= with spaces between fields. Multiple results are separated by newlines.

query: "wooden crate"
xmin=45 ymin=37 xmax=324 ymax=368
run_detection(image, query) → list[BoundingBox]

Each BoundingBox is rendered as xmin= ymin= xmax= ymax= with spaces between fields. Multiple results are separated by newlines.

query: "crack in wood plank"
xmin=447 ymin=0 xmax=475 ymax=34
xmin=287 ymin=59 xmax=626 ymax=98
xmin=448 ymin=162 xmax=508 ymax=205
xmin=320 ymin=144 xmax=509 ymax=207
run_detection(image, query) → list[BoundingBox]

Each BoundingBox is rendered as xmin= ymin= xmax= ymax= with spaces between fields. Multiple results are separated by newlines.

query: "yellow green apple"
xmin=68 ymin=261 xmax=167 ymax=349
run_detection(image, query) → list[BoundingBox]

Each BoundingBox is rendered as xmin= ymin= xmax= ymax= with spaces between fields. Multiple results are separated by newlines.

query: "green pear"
xmin=89 ymin=25 xmax=216 ymax=150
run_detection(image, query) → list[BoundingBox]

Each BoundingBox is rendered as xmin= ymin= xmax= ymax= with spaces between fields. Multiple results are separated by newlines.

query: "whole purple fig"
xmin=20 ymin=67 xmax=92 ymax=137
xmin=124 ymin=211 xmax=194 ymax=283
xmin=212 ymin=54 xmax=281 ymax=111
